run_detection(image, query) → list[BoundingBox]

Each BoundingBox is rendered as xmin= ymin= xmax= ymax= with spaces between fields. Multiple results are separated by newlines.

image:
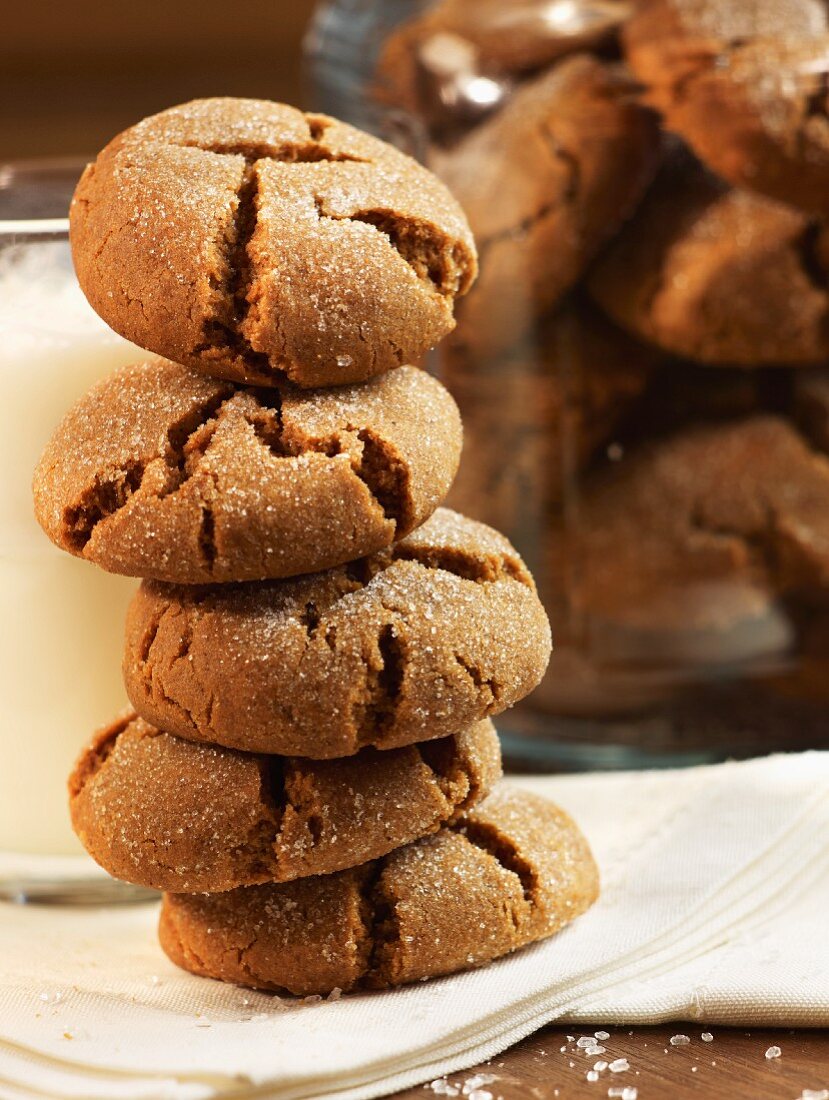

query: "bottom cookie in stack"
xmin=159 ymin=788 xmax=599 ymax=995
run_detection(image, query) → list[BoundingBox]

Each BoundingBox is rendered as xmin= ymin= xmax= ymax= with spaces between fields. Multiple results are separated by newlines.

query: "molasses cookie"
xmin=624 ymin=0 xmax=827 ymax=86
xmin=124 ymin=509 xmax=552 ymax=758
xmin=34 ymin=360 xmax=461 ymax=583
xmin=158 ymin=787 xmax=600 ymax=995
xmin=433 ymin=55 xmax=659 ymax=357
xmin=411 ymin=0 xmax=631 ymax=76
xmin=588 ymin=157 xmax=829 ymax=365
xmin=543 ymin=415 xmax=829 ymax=690
xmin=375 ymin=0 xmax=631 ymax=140
xmin=624 ymin=1 xmax=829 ymax=213
xmin=70 ymin=98 xmax=477 ymax=389
xmin=69 ymin=712 xmax=501 ymax=893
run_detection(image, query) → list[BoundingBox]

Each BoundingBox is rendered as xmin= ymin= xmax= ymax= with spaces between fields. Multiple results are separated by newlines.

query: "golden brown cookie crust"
xmin=34 ymin=360 xmax=461 ymax=583
xmin=624 ymin=0 xmax=827 ymax=81
xmin=624 ymin=1 xmax=829 ymax=213
xmin=374 ymin=0 xmax=631 ymax=140
xmin=543 ymin=415 xmax=829 ymax=685
xmin=70 ymin=98 xmax=477 ymax=389
xmin=433 ymin=55 xmax=659 ymax=358
xmin=69 ymin=712 xmax=501 ymax=893
xmin=158 ymin=787 xmax=599 ymax=995
xmin=123 ymin=509 xmax=552 ymax=758
xmin=588 ymin=156 xmax=829 ymax=365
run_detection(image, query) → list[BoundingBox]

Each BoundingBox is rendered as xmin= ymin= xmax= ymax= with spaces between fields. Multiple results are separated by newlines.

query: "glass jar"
xmin=0 ymin=161 xmax=152 ymax=901
xmin=307 ymin=0 xmax=829 ymax=768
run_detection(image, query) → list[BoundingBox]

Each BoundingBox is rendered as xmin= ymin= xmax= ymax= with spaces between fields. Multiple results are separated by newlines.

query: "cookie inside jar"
xmin=308 ymin=0 xmax=829 ymax=767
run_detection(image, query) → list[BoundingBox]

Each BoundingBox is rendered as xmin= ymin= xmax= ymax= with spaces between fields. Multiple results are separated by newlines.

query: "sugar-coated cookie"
xmin=375 ymin=0 xmax=630 ymax=141
xmin=70 ymin=712 xmax=500 ymax=893
xmin=434 ymin=55 xmax=659 ymax=357
xmin=624 ymin=0 xmax=829 ymax=212
xmin=543 ymin=415 xmax=829 ymax=690
xmin=123 ymin=509 xmax=552 ymax=758
xmin=34 ymin=360 xmax=461 ymax=583
xmin=158 ymin=787 xmax=599 ymax=995
xmin=589 ymin=156 xmax=829 ymax=365
xmin=70 ymin=98 xmax=477 ymax=388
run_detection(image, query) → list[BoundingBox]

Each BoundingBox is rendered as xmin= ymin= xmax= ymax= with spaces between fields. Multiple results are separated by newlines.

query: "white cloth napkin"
xmin=0 ymin=751 xmax=827 ymax=1100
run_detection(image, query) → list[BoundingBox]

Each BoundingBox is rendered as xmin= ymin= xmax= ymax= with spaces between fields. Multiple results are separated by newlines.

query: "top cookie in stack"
xmin=33 ymin=98 xmax=599 ymax=996
xmin=69 ymin=99 xmax=477 ymax=389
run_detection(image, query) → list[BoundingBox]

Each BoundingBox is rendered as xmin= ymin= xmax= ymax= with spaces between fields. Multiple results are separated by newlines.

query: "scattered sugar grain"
xmin=462 ymin=1075 xmax=495 ymax=1094
xmin=608 ymin=1059 xmax=630 ymax=1073
xmin=701 ymin=1032 xmax=714 ymax=1042
xmin=670 ymin=1034 xmax=691 ymax=1046
xmin=428 ymin=1080 xmax=459 ymax=1097
xmin=765 ymin=1045 xmax=782 ymax=1060
xmin=595 ymin=1030 xmax=610 ymax=1040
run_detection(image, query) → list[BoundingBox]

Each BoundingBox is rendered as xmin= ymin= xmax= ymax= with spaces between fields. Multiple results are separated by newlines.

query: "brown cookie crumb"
xmin=158 ymin=787 xmax=599 ymax=995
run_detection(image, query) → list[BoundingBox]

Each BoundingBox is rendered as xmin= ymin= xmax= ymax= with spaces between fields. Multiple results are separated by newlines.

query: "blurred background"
xmin=2 ymin=1 xmax=317 ymax=158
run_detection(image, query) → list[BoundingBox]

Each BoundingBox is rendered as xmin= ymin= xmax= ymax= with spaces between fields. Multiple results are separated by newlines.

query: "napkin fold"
xmin=0 ymin=751 xmax=827 ymax=1100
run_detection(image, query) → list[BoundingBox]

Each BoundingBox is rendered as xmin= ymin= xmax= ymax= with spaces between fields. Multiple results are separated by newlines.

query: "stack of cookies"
xmin=33 ymin=99 xmax=598 ymax=995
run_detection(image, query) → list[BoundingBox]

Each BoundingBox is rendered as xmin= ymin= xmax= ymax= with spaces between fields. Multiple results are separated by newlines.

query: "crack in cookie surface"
xmin=40 ymin=360 xmax=459 ymax=581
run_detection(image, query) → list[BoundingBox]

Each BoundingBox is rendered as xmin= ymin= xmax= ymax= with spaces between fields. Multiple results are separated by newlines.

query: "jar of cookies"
xmin=307 ymin=0 xmax=829 ymax=768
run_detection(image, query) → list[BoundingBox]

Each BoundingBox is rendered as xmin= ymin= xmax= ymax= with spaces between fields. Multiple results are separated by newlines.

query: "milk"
xmin=0 ymin=234 xmax=142 ymax=855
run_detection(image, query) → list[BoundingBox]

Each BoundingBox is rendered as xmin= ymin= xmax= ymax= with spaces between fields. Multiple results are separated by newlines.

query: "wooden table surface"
xmin=392 ymin=1024 xmax=829 ymax=1099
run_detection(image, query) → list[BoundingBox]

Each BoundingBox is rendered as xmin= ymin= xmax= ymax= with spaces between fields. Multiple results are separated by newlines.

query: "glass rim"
xmin=0 ymin=156 xmax=90 ymax=235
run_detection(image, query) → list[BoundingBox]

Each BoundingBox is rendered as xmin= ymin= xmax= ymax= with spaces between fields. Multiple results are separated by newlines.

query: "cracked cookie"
xmin=375 ymin=1 xmax=631 ymax=141
xmin=542 ymin=415 xmax=829 ymax=695
xmin=158 ymin=786 xmax=599 ymax=995
xmin=69 ymin=712 xmax=501 ymax=893
xmin=123 ymin=509 xmax=552 ymax=758
xmin=588 ymin=156 xmax=829 ymax=365
xmin=432 ymin=54 xmax=659 ymax=357
xmin=33 ymin=359 xmax=461 ymax=583
xmin=624 ymin=1 xmax=829 ymax=213
xmin=69 ymin=98 xmax=477 ymax=389
xmin=624 ymin=0 xmax=827 ymax=86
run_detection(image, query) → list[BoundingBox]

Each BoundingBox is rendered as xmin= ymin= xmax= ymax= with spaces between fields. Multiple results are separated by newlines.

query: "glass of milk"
xmin=0 ymin=160 xmax=152 ymax=902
